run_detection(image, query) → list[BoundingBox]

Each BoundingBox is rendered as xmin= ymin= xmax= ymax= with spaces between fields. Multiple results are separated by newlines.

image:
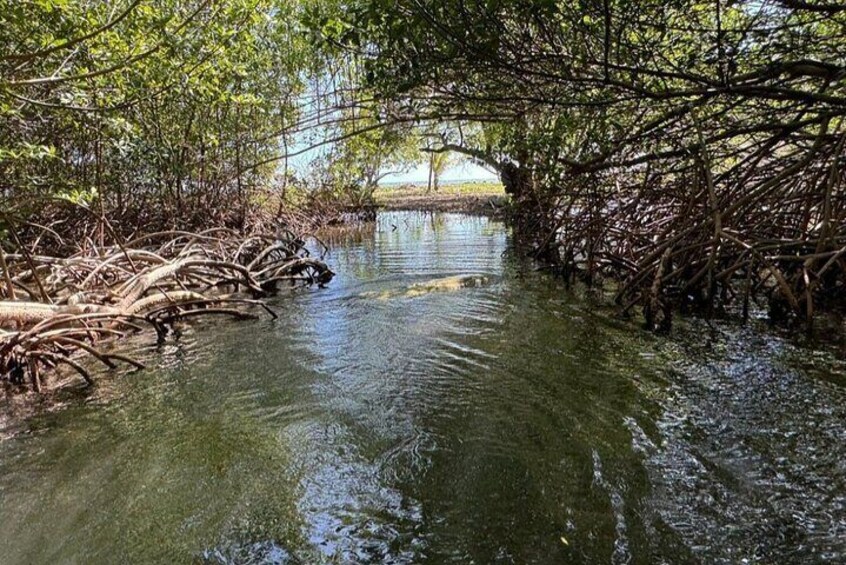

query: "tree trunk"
xmin=427 ymin=151 xmax=435 ymax=193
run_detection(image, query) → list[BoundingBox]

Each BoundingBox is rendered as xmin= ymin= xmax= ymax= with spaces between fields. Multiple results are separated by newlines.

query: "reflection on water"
xmin=0 ymin=211 xmax=845 ymax=563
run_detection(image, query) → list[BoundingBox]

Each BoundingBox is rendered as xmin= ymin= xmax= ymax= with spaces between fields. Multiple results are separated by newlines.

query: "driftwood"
xmin=0 ymin=230 xmax=333 ymax=392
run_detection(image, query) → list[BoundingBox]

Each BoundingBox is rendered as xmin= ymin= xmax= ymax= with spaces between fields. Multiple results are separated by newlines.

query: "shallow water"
xmin=1 ymin=211 xmax=845 ymax=564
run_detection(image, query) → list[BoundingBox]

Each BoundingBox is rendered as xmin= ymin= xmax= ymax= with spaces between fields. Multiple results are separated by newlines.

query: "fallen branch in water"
xmin=0 ymin=230 xmax=333 ymax=393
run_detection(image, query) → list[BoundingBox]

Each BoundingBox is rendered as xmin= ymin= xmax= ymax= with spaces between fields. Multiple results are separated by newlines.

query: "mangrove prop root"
xmin=516 ymin=125 xmax=846 ymax=327
xmin=0 ymin=230 xmax=333 ymax=392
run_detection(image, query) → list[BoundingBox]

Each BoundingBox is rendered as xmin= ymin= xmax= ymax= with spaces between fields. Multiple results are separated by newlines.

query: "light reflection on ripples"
xmin=0 ymin=211 xmax=845 ymax=563
xmin=637 ymin=321 xmax=846 ymax=562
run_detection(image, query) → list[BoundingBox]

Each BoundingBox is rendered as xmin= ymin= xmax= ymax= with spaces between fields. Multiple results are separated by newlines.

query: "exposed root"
xmin=0 ymin=231 xmax=333 ymax=392
xmin=518 ymin=126 xmax=846 ymax=329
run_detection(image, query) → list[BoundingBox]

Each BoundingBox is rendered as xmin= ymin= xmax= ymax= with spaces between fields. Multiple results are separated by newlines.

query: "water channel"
xmin=1 ymin=211 xmax=845 ymax=563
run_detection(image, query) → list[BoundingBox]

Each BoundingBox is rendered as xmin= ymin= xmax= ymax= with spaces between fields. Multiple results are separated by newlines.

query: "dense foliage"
xmin=0 ymin=0 xmax=407 ymax=241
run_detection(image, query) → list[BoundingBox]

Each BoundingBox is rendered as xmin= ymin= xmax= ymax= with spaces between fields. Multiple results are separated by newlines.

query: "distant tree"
xmin=427 ymin=151 xmax=452 ymax=193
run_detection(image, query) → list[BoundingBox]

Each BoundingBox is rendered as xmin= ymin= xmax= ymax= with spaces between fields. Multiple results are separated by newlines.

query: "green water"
xmin=1 ymin=211 xmax=845 ymax=564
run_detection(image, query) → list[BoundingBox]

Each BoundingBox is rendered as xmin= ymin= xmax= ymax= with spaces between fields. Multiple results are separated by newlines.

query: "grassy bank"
xmin=376 ymin=181 xmax=505 ymax=199
xmin=374 ymin=182 xmax=508 ymax=215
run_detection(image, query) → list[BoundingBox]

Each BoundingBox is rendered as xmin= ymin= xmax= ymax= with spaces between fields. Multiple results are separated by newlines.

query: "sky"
xmin=285 ymin=133 xmax=500 ymax=186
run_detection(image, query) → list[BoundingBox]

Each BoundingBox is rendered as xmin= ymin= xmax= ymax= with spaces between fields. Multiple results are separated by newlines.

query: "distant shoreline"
xmin=374 ymin=182 xmax=508 ymax=217
xmin=378 ymin=178 xmax=501 ymax=188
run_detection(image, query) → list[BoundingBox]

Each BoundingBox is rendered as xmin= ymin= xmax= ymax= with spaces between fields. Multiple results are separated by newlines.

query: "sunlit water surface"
xmin=1 ymin=212 xmax=845 ymax=564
